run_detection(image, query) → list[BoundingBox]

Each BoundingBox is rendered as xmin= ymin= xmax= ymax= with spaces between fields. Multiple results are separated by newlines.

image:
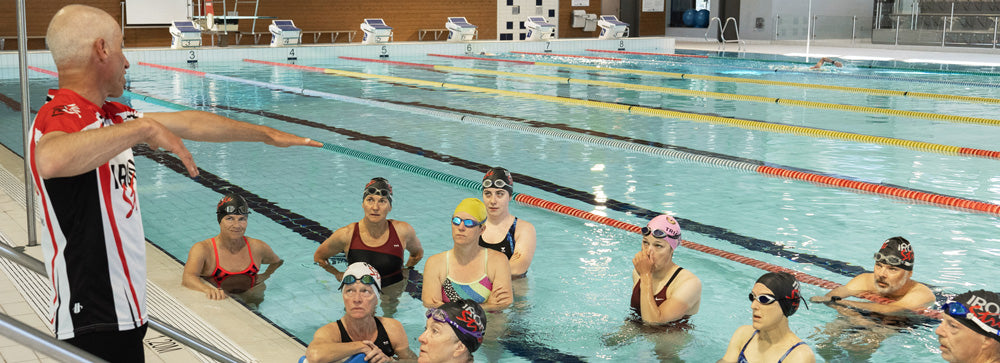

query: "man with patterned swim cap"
xmin=811 ymin=236 xmax=934 ymax=314
xmin=936 ymin=289 xmax=1000 ymax=363
xmin=418 ymin=299 xmax=487 ymax=363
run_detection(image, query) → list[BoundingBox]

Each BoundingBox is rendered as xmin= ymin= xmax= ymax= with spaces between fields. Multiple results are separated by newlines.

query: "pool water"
xmin=3 ymin=49 xmax=1000 ymax=362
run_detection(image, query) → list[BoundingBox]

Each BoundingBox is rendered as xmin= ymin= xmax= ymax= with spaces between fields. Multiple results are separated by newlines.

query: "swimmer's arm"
xmin=314 ymin=227 xmax=351 ymax=280
xmin=812 ymin=274 xmax=868 ymax=302
xmin=481 ymin=250 xmax=513 ymax=311
xmin=509 ymin=220 xmax=537 ymax=276
xmin=398 ymin=222 xmax=423 ymax=269
xmin=255 ymin=242 xmax=283 ymax=284
xmin=836 ymin=284 xmax=934 ymax=314
xmin=181 ymin=243 xmax=226 ymax=300
xmin=421 ymin=254 xmax=446 ymax=308
xmin=718 ymin=325 xmax=754 ymax=363
xmin=145 ymin=111 xmax=321 ymax=148
xmin=383 ymin=318 xmax=417 ymax=361
xmin=642 ymin=276 xmax=701 ymax=324
xmin=305 ymin=323 xmax=369 ymax=363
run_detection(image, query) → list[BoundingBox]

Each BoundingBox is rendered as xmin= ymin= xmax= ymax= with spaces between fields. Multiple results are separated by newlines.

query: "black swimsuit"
xmin=336 ymin=317 xmax=396 ymax=357
xmin=478 ymin=217 xmax=518 ymax=258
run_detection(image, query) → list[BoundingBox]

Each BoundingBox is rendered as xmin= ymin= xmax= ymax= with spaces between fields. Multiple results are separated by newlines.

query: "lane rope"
xmin=429 ymin=53 xmax=1000 ymax=104
xmin=342 ymin=56 xmax=1000 ymax=127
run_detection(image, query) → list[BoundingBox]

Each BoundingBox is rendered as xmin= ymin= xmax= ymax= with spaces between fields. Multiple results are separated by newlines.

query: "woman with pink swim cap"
xmin=630 ymin=214 xmax=702 ymax=325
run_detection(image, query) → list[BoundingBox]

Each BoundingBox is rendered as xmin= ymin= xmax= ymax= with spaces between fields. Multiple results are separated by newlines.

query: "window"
xmin=506 ymin=22 xmax=514 ymax=29
xmin=501 ymin=33 xmax=514 ymax=40
xmin=519 ymin=21 xmax=525 ymax=29
xmin=507 ymin=0 xmax=514 ymax=5
xmin=519 ymin=33 xmax=527 ymax=40
xmin=536 ymin=0 xmax=542 ymax=5
xmin=548 ymin=9 xmax=555 ymax=18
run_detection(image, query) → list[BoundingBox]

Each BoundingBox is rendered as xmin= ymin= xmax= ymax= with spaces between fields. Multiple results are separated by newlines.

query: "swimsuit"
xmin=209 ymin=237 xmax=259 ymax=292
xmin=336 ymin=317 xmax=396 ymax=357
xmin=630 ymin=267 xmax=685 ymax=313
xmin=347 ymin=221 xmax=405 ymax=286
xmin=441 ymin=249 xmax=493 ymax=304
xmin=478 ymin=217 xmax=518 ymax=259
xmin=737 ymin=330 xmax=806 ymax=363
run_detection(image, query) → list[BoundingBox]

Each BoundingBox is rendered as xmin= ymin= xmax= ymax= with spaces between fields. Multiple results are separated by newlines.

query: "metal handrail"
xmin=722 ymin=17 xmax=746 ymax=51
xmin=0 ymin=242 xmax=246 ymax=363
xmin=0 ymin=312 xmax=105 ymax=363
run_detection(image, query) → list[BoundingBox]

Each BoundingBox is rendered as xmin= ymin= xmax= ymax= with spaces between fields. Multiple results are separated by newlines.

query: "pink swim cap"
xmin=643 ymin=215 xmax=682 ymax=250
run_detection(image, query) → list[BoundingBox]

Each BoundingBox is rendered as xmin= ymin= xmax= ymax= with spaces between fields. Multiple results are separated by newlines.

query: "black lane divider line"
xmin=201 ymin=102 xmax=867 ymax=279
xmin=132 ymin=144 xmax=334 ymax=244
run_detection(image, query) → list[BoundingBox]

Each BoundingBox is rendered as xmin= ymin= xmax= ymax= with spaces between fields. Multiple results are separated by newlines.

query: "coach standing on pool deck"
xmin=30 ymin=5 xmax=320 ymax=362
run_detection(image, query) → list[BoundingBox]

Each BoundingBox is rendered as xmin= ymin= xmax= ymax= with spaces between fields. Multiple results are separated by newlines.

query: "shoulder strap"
xmin=210 ymin=238 xmax=221 ymax=269
xmin=243 ymin=236 xmax=256 ymax=266
xmin=336 ymin=320 xmax=352 ymax=342
xmin=777 ymin=342 xmax=806 ymax=363
xmin=664 ymin=267 xmax=684 ymax=288
xmin=739 ymin=330 xmax=758 ymax=355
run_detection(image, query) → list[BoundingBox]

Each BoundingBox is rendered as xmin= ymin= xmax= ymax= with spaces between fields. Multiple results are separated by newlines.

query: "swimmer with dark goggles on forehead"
xmin=631 ymin=214 xmax=701 ymax=325
xmin=478 ymin=166 xmax=537 ymax=278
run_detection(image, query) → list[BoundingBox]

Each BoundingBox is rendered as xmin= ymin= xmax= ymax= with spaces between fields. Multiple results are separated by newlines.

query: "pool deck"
xmin=0 ymin=37 xmax=997 ymax=362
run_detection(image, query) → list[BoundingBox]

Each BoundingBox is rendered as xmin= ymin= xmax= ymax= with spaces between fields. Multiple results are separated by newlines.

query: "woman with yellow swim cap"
xmin=422 ymin=198 xmax=513 ymax=311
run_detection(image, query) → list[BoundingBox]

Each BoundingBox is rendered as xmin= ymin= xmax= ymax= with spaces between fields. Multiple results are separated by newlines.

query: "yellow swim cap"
xmin=453 ymin=198 xmax=487 ymax=223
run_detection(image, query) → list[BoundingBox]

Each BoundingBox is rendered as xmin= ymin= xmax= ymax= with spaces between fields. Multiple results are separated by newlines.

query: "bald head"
xmin=46 ymin=5 xmax=121 ymax=69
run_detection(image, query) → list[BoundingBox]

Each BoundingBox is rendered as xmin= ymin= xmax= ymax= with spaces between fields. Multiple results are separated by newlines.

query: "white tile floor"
xmin=0 ymin=37 xmax=997 ymax=362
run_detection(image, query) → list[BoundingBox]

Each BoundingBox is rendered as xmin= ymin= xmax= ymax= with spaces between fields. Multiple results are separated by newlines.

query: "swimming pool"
xmin=4 ymin=46 xmax=1000 ymax=362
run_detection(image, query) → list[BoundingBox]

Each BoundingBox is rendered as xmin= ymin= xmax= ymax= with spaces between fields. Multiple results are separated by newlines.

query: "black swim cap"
xmin=439 ymin=299 xmax=486 ymax=353
xmin=952 ymin=290 xmax=1000 ymax=343
xmin=216 ymin=193 xmax=250 ymax=223
xmin=482 ymin=166 xmax=513 ymax=194
xmin=363 ymin=177 xmax=393 ymax=204
xmin=756 ymin=272 xmax=807 ymax=317
xmin=875 ymin=236 xmax=914 ymax=271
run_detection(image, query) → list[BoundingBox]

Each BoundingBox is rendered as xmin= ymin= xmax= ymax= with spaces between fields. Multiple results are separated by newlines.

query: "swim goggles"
xmin=452 ymin=216 xmax=484 ymax=228
xmin=364 ymin=187 xmax=392 ymax=197
xmin=220 ymin=205 xmax=249 ymax=215
xmin=339 ymin=274 xmax=380 ymax=292
xmin=749 ymin=293 xmax=780 ymax=305
xmin=482 ymin=179 xmax=509 ymax=189
xmin=942 ymin=302 xmax=1000 ymax=337
xmin=641 ymin=226 xmax=680 ymax=240
xmin=874 ymin=252 xmax=913 ymax=267
xmin=426 ymin=308 xmax=484 ymax=340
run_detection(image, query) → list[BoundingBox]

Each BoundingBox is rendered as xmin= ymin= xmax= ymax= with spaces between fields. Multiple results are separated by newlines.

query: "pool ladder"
xmin=705 ymin=17 xmax=746 ymax=52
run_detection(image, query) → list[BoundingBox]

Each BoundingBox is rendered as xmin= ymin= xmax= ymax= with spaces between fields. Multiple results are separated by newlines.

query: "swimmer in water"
xmin=810 ymin=57 xmax=843 ymax=69
xmin=631 ymin=215 xmax=701 ymax=325
xmin=478 ymin=167 xmax=536 ymax=278
xmin=719 ymin=272 xmax=815 ymax=363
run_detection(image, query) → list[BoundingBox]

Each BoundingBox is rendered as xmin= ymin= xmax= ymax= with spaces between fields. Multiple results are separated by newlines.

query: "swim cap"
xmin=340 ymin=262 xmax=382 ymax=298
xmin=951 ymin=290 xmax=1000 ymax=342
xmin=644 ymin=214 xmax=682 ymax=250
xmin=439 ymin=299 xmax=487 ymax=353
xmin=363 ymin=177 xmax=393 ymax=204
xmin=454 ymin=198 xmax=487 ymax=224
xmin=216 ymin=193 xmax=250 ymax=223
xmin=756 ymin=272 xmax=807 ymax=317
xmin=875 ymin=236 xmax=914 ymax=271
xmin=482 ymin=166 xmax=513 ymax=194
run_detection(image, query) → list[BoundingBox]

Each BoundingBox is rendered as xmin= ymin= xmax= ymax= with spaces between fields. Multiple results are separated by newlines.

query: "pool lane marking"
xmin=428 ymin=53 xmax=1000 ymax=103
xmin=341 ymin=56 xmax=1000 ymax=128
xmin=310 ymin=60 xmax=1000 ymax=160
xmin=236 ymin=59 xmax=1000 ymax=216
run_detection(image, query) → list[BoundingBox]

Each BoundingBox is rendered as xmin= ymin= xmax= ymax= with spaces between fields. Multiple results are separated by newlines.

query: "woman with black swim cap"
xmin=720 ymin=272 xmax=815 ymax=363
xmin=314 ymin=177 xmax=424 ymax=316
xmin=479 ymin=166 xmax=536 ymax=278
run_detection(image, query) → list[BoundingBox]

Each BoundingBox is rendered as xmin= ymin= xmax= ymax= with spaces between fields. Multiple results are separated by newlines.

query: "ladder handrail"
xmin=0 ymin=312 xmax=104 ymax=363
xmin=705 ymin=16 xmax=724 ymax=42
xmin=0 ymin=241 xmax=246 ymax=363
xmin=722 ymin=17 xmax=746 ymax=51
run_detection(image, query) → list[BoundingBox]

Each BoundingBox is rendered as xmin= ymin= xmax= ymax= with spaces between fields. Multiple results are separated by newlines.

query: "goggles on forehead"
xmin=339 ymin=274 xmax=380 ymax=292
xmin=220 ymin=205 xmax=249 ymax=215
xmin=482 ymin=179 xmax=510 ymax=189
xmin=426 ymin=308 xmax=483 ymax=340
xmin=749 ymin=293 xmax=780 ymax=305
xmin=364 ymin=187 xmax=391 ymax=198
xmin=452 ymin=216 xmax=484 ymax=228
xmin=874 ymin=252 xmax=913 ymax=267
xmin=641 ymin=226 xmax=680 ymax=240
xmin=942 ymin=302 xmax=1000 ymax=337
